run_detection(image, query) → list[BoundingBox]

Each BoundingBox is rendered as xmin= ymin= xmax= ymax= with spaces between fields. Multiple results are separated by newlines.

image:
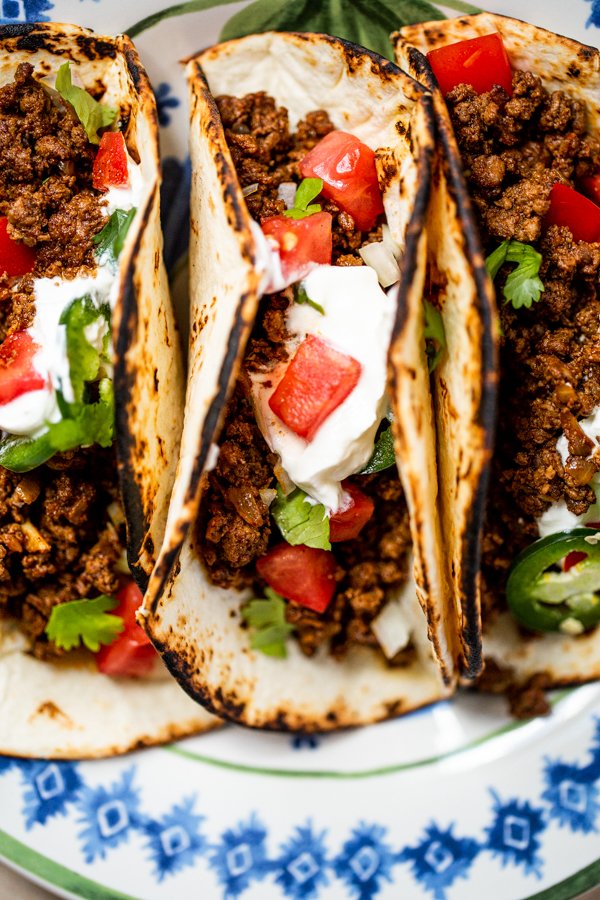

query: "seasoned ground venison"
xmin=0 ymin=64 xmax=125 ymax=654
xmin=446 ymin=70 xmax=600 ymax=623
xmin=197 ymin=93 xmax=411 ymax=660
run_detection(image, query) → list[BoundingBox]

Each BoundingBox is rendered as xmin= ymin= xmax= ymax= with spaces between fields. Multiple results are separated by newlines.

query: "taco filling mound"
xmin=196 ymin=92 xmax=422 ymax=663
xmin=397 ymin=15 xmax=600 ymax=713
xmin=0 ymin=60 xmax=156 ymax=672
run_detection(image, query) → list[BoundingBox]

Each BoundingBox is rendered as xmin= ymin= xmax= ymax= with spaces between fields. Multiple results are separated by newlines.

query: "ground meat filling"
xmin=446 ymin=70 xmax=600 ymax=623
xmin=0 ymin=65 xmax=124 ymax=655
xmin=197 ymin=93 xmax=412 ymax=660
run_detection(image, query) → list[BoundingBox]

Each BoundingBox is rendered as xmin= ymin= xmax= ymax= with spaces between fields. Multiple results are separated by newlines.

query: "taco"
xmin=0 ymin=23 xmax=216 ymax=758
xmin=140 ymin=32 xmax=457 ymax=732
xmin=395 ymin=14 xmax=600 ymax=711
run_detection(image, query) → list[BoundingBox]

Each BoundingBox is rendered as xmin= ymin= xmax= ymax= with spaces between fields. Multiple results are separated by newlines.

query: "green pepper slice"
xmin=506 ymin=529 xmax=600 ymax=633
xmin=0 ymin=432 xmax=55 ymax=473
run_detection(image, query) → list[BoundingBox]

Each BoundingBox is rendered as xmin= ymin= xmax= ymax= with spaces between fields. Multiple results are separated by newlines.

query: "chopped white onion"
xmin=381 ymin=223 xmax=403 ymax=262
xmin=107 ymin=501 xmax=125 ymax=528
xmin=259 ymin=488 xmax=278 ymax=507
xmin=242 ymin=183 xmax=259 ymax=197
xmin=371 ymin=600 xmax=411 ymax=659
xmin=114 ymin=549 xmax=131 ymax=575
xmin=277 ymin=181 xmax=297 ymax=209
xmin=359 ymin=241 xmax=401 ymax=288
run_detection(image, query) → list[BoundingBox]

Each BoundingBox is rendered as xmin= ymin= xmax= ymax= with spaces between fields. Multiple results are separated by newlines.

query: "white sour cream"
xmin=251 ymin=265 xmax=395 ymax=512
xmin=0 ymin=155 xmax=141 ymax=437
xmin=537 ymin=406 xmax=600 ymax=538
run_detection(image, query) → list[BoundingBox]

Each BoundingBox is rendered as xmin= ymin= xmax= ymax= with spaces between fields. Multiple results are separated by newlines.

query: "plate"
xmin=1 ymin=1 xmax=599 ymax=898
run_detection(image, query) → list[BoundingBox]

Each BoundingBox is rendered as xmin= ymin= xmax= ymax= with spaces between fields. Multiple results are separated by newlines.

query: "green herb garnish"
xmin=294 ymin=284 xmax=325 ymax=315
xmin=0 ymin=296 xmax=115 ymax=473
xmin=60 ymin=295 xmax=110 ymax=404
xmin=272 ymin=486 xmax=331 ymax=550
xmin=55 ymin=63 xmax=117 ymax=145
xmin=360 ymin=425 xmax=396 ymax=474
xmin=284 ymin=177 xmax=323 ymax=219
xmin=93 ymin=208 xmax=137 ymax=264
xmin=45 ymin=595 xmax=123 ymax=652
xmin=241 ymin=588 xmax=295 ymax=658
xmin=423 ymin=299 xmax=446 ymax=372
xmin=485 ymin=239 xmax=545 ymax=310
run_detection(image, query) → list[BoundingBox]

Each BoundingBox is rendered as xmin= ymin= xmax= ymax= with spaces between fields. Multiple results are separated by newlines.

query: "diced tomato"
xmin=544 ymin=183 xmax=600 ymax=243
xmin=580 ymin=174 xmax=600 ymax=207
xmin=563 ymin=550 xmax=588 ymax=572
xmin=261 ymin=211 xmax=332 ymax=281
xmin=95 ymin=580 xmax=156 ymax=677
xmin=0 ymin=218 xmax=36 ymax=279
xmin=329 ymin=481 xmax=374 ymax=542
xmin=0 ymin=332 xmax=45 ymax=404
xmin=299 ymin=132 xmax=384 ymax=231
xmin=92 ymin=131 xmax=129 ymax=192
xmin=427 ymin=33 xmax=513 ymax=96
xmin=268 ymin=334 xmax=361 ymax=441
xmin=256 ymin=543 xmax=337 ymax=613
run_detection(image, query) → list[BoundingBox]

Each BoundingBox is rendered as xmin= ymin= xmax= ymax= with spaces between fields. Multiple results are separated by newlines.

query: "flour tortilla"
xmin=141 ymin=32 xmax=454 ymax=731
xmin=0 ymin=23 xmax=216 ymax=758
xmin=395 ymin=14 xmax=600 ymax=686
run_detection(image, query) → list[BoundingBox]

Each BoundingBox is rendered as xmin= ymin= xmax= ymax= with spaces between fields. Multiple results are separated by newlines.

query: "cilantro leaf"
xmin=294 ymin=284 xmax=325 ymax=315
xmin=485 ymin=239 xmax=545 ymax=310
xmin=45 ymin=595 xmax=124 ymax=652
xmin=423 ymin=299 xmax=446 ymax=372
xmin=94 ymin=208 xmax=137 ymax=264
xmin=55 ymin=63 xmax=117 ymax=145
xmin=241 ymin=588 xmax=294 ymax=658
xmin=47 ymin=379 xmax=115 ymax=451
xmin=60 ymin=296 xmax=110 ymax=404
xmin=271 ymin=486 xmax=331 ymax=550
xmin=284 ymin=177 xmax=323 ymax=220
xmin=360 ymin=425 xmax=396 ymax=474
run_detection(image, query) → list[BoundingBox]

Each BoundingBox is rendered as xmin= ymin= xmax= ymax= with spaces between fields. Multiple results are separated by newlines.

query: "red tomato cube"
xmin=329 ymin=481 xmax=375 ymax=542
xmin=300 ymin=132 xmax=384 ymax=232
xmin=92 ymin=131 xmax=129 ymax=192
xmin=269 ymin=335 xmax=362 ymax=441
xmin=261 ymin=211 xmax=332 ymax=281
xmin=0 ymin=332 xmax=45 ymax=405
xmin=427 ymin=33 xmax=513 ymax=96
xmin=0 ymin=218 xmax=36 ymax=279
xmin=96 ymin=580 xmax=157 ymax=677
xmin=544 ymin=183 xmax=600 ymax=243
xmin=256 ymin=543 xmax=337 ymax=613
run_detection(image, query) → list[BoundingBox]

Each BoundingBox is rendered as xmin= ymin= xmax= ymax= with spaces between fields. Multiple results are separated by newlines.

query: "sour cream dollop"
xmin=251 ymin=265 xmax=396 ymax=512
xmin=0 ymin=155 xmax=142 ymax=437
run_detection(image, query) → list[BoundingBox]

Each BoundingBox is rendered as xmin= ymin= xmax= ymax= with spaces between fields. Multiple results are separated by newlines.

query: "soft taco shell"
xmin=0 ymin=23 xmax=216 ymax=758
xmin=141 ymin=32 xmax=455 ymax=731
xmin=395 ymin=14 xmax=600 ymax=686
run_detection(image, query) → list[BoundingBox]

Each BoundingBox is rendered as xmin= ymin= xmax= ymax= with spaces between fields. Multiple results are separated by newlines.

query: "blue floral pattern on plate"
xmin=1 ymin=716 xmax=600 ymax=898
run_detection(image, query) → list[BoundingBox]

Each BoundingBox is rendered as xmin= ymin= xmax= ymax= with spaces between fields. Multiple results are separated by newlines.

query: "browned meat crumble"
xmin=0 ymin=64 xmax=124 ymax=655
xmin=196 ymin=93 xmax=410 ymax=660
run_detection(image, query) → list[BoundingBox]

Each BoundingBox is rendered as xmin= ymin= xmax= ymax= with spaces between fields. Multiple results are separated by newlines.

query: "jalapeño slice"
xmin=506 ymin=529 xmax=600 ymax=634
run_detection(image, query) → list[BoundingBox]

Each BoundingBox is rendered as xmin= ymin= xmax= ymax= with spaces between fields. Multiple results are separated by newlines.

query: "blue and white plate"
xmin=1 ymin=1 xmax=599 ymax=898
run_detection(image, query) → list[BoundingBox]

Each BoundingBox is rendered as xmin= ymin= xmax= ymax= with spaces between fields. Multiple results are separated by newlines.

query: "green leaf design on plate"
xmin=127 ymin=0 xmax=482 ymax=55
xmin=127 ymin=0 xmax=241 ymax=38
xmin=221 ymin=0 xmax=450 ymax=59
